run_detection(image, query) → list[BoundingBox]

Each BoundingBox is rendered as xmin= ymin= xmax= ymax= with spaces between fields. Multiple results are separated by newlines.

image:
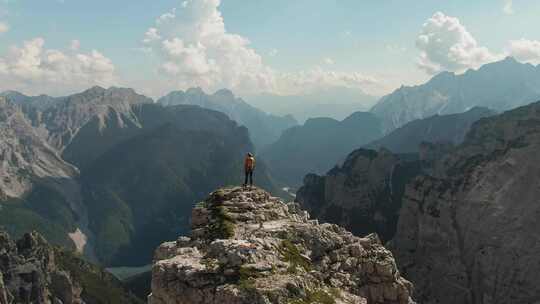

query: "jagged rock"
xmin=296 ymin=149 xmax=422 ymax=241
xmin=391 ymin=101 xmax=540 ymax=304
xmin=0 ymin=230 xmax=140 ymax=304
xmin=0 ymin=97 xmax=78 ymax=198
xmin=149 ymin=187 xmax=415 ymax=304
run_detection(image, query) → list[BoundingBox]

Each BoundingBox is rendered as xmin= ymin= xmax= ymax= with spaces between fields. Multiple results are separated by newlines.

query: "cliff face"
xmin=0 ymin=231 xmax=141 ymax=304
xmin=391 ymin=101 xmax=540 ymax=304
xmin=296 ymin=149 xmax=422 ymax=241
xmin=0 ymin=97 xmax=77 ymax=198
xmin=149 ymin=187 xmax=415 ymax=304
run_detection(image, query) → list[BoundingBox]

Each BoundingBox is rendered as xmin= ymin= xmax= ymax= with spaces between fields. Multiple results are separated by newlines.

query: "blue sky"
xmin=0 ymin=0 xmax=539 ymax=98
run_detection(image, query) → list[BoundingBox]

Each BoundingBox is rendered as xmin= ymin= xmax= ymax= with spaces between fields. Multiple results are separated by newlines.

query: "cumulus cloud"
xmin=503 ymin=0 xmax=514 ymax=15
xmin=508 ymin=39 xmax=540 ymax=65
xmin=142 ymin=0 xmax=380 ymax=96
xmin=416 ymin=12 xmax=501 ymax=74
xmin=0 ymin=21 xmax=8 ymax=34
xmin=0 ymin=38 xmax=117 ymax=95
xmin=142 ymin=0 xmax=275 ymax=95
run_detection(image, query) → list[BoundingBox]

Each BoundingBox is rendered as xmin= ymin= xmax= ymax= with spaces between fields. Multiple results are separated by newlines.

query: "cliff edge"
xmin=149 ymin=187 xmax=415 ymax=304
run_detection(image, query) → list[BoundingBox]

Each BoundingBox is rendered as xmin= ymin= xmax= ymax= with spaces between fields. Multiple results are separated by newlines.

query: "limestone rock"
xmin=391 ymin=101 xmax=540 ymax=303
xmin=0 ymin=231 xmax=139 ymax=304
xmin=296 ymin=149 xmax=423 ymax=241
xmin=149 ymin=187 xmax=415 ymax=304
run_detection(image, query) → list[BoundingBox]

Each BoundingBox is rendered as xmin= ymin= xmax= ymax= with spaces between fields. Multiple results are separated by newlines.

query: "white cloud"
xmin=416 ymin=12 xmax=501 ymax=74
xmin=0 ymin=38 xmax=117 ymax=95
xmin=0 ymin=21 xmax=8 ymax=34
xmin=503 ymin=0 xmax=514 ymax=15
xmin=142 ymin=0 xmax=380 ymax=96
xmin=142 ymin=0 xmax=275 ymax=95
xmin=508 ymin=39 xmax=540 ymax=65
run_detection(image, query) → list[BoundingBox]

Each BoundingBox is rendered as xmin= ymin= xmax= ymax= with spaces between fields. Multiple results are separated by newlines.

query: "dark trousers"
xmin=244 ymin=170 xmax=253 ymax=185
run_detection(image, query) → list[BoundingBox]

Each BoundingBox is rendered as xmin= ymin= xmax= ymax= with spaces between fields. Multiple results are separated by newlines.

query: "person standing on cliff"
xmin=243 ymin=152 xmax=256 ymax=188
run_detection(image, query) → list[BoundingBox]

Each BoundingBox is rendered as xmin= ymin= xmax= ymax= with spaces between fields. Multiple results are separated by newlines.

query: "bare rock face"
xmin=149 ymin=187 xmax=415 ymax=304
xmin=0 ymin=230 xmax=140 ymax=304
xmin=0 ymin=231 xmax=83 ymax=304
xmin=296 ymin=149 xmax=422 ymax=241
xmin=391 ymin=101 xmax=540 ymax=303
xmin=38 ymin=86 xmax=152 ymax=151
xmin=0 ymin=97 xmax=77 ymax=198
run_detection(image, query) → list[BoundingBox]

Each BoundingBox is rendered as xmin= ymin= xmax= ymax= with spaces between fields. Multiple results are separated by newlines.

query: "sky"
xmin=0 ymin=0 xmax=539 ymax=99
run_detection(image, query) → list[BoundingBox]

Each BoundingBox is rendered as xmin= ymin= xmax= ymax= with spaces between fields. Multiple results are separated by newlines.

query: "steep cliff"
xmin=391 ymin=101 xmax=540 ymax=303
xmin=0 ymin=231 xmax=141 ymax=304
xmin=149 ymin=187 xmax=415 ymax=304
xmin=296 ymin=149 xmax=422 ymax=242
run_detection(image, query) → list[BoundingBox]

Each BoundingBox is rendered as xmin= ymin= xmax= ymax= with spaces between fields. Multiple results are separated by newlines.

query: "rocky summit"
xmin=149 ymin=187 xmax=415 ymax=304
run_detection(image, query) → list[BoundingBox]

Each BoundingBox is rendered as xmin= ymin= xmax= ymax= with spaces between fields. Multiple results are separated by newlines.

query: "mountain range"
xmin=261 ymin=111 xmax=383 ymax=187
xmin=0 ymin=87 xmax=280 ymax=266
xmin=366 ymin=107 xmax=496 ymax=153
xmin=248 ymin=86 xmax=378 ymax=124
xmin=158 ymin=88 xmax=297 ymax=149
xmin=371 ymin=57 xmax=540 ymax=133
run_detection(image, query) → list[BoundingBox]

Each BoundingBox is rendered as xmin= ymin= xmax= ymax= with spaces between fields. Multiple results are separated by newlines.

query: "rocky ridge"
xmin=0 ymin=231 xmax=140 ymax=304
xmin=371 ymin=57 xmax=540 ymax=132
xmin=0 ymin=97 xmax=77 ymax=198
xmin=296 ymin=149 xmax=422 ymax=242
xmin=149 ymin=187 xmax=414 ymax=304
xmin=391 ymin=101 xmax=540 ymax=303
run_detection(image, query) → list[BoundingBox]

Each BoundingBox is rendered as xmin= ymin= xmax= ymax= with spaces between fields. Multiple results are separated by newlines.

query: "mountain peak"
xmin=149 ymin=186 xmax=414 ymax=304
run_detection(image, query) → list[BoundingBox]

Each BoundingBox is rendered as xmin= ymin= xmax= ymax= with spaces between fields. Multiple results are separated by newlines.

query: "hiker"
xmin=243 ymin=152 xmax=256 ymax=187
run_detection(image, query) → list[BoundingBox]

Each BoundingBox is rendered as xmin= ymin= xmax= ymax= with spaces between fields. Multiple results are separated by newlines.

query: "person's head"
xmin=247 ymin=152 xmax=253 ymax=157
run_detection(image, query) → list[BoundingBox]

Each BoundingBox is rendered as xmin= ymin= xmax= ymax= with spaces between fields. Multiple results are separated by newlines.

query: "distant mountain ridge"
xmin=371 ymin=57 xmax=540 ymax=132
xmin=248 ymin=86 xmax=378 ymax=123
xmin=366 ymin=107 xmax=496 ymax=153
xmin=262 ymin=111 xmax=383 ymax=187
xmin=158 ymin=88 xmax=297 ymax=148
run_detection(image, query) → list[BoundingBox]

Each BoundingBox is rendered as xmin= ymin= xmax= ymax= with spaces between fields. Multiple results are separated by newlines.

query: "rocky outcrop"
xmin=296 ymin=149 xmax=422 ymax=241
xmin=149 ymin=187 xmax=415 ymax=304
xmin=391 ymin=101 xmax=540 ymax=303
xmin=0 ymin=231 xmax=141 ymax=304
